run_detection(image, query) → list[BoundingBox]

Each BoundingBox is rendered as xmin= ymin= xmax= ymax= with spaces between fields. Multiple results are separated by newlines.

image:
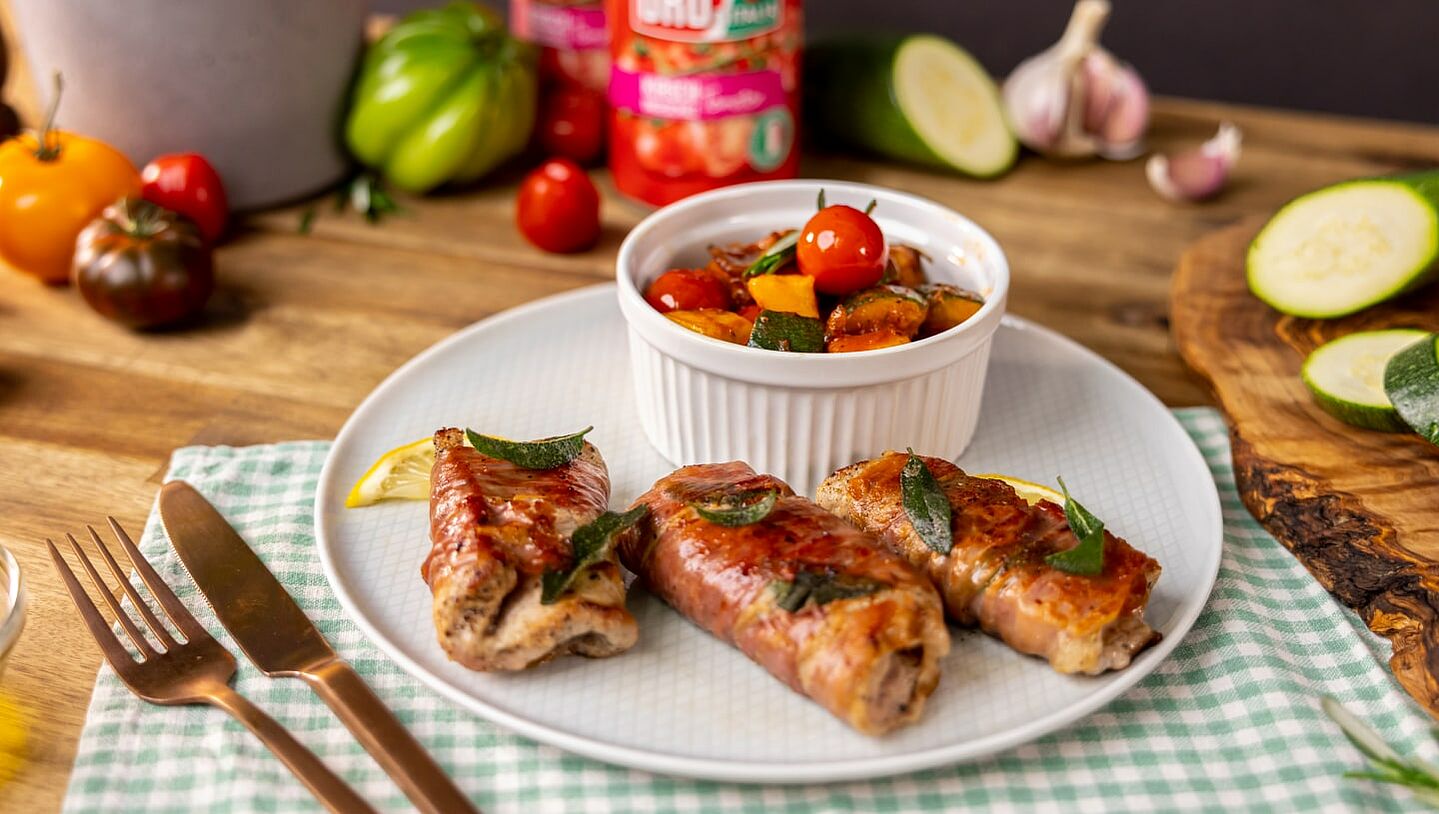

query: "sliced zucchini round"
xmin=1384 ymin=332 xmax=1439 ymax=445
xmin=1302 ymin=329 xmax=1430 ymax=432
xmin=891 ymin=36 xmax=1017 ymax=178
xmin=1247 ymin=176 xmax=1439 ymax=319
xmin=806 ymin=36 xmax=1016 ymax=178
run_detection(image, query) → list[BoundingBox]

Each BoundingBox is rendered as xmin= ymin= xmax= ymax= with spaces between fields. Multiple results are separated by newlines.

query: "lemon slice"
xmin=973 ymin=473 xmax=1063 ymax=506
xmin=345 ymin=437 xmax=436 ymax=508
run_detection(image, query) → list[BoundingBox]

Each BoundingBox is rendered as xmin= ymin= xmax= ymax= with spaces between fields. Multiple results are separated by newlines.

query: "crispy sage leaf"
xmin=773 ymin=568 xmax=885 ymax=613
xmin=465 ymin=426 xmax=592 ymax=470
xmin=901 ymin=450 xmax=953 ymax=554
xmin=1044 ymin=477 xmax=1106 ymax=576
xmin=691 ymin=488 xmax=779 ymax=526
xmin=541 ymin=506 xmax=648 ymax=605
xmin=742 ymin=230 xmax=799 ymax=278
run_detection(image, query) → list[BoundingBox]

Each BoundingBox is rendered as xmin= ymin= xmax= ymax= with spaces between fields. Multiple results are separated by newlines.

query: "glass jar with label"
xmin=607 ymin=0 xmax=802 ymax=205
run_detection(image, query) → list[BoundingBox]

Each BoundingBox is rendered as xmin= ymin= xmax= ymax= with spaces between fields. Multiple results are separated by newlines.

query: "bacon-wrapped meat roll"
xmin=619 ymin=462 xmax=949 ymax=736
xmin=423 ymin=428 xmax=638 ymax=671
xmin=817 ymin=453 xmax=1161 ymax=675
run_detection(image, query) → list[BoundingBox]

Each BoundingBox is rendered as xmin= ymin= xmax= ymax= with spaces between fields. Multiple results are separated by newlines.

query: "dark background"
xmin=809 ymin=0 xmax=1438 ymax=124
xmin=380 ymin=0 xmax=1439 ymax=124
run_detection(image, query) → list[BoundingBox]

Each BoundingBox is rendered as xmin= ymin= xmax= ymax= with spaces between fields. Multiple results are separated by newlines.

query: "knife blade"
xmin=159 ymin=480 xmax=478 ymax=814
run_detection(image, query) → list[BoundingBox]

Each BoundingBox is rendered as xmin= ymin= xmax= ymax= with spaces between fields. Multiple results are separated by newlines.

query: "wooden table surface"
xmin=4 ymin=22 xmax=1439 ymax=812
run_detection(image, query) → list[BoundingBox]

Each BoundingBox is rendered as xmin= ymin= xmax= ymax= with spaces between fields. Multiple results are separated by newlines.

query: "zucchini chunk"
xmin=826 ymin=284 xmax=928 ymax=340
xmin=885 ymin=245 xmax=929 ymax=288
xmin=749 ymin=310 xmax=826 ymax=353
xmin=918 ymin=283 xmax=985 ymax=337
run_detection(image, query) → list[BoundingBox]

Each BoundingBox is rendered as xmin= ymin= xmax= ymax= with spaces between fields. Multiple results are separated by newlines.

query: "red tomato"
xmin=644 ymin=268 xmax=731 ymax=313
xmin=516 ymin=158 xmax=601 ymax=254
xmin=737 ymin=303 xmax=762 ymax=322
xmin=797 ymin=205 xmax=888 ymax=295
xmin=140 ymin=153 xmax=229 ymax=244
xmin=537 ymin=86 xmax=605 ymax=164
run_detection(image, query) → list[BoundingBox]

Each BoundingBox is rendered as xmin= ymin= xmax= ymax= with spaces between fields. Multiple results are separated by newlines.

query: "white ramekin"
xmin=615 ymin=180 xmax=1009 ymax=496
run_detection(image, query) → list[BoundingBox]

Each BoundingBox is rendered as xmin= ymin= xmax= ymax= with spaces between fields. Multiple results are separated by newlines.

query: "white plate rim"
xmin=313 ymin=283 xmax=1224 ymax=784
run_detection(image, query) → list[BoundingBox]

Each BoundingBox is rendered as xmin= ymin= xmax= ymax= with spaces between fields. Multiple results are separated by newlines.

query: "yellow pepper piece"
xmin=665 ymin=309 xmax=753 ymax=344
xmin=746 ymin=274 xmax=819 ymax=318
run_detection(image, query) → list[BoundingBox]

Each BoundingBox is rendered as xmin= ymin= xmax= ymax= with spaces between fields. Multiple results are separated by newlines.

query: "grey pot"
xmin=10 ymin=0 xmax=366 ymax=209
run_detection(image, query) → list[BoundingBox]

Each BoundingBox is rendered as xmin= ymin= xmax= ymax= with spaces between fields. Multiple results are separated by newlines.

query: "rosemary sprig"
xmin=1323 ymin=696 xmax=1439 ymax=806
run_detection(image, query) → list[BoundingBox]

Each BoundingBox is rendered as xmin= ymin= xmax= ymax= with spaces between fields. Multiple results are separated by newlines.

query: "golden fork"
xmin=48 ymin=518 xmax=377 ymax=814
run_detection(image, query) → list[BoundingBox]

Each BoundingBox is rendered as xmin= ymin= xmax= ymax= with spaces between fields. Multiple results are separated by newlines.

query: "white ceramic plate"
xmin=314 ymin=284 xmax=1222 ymax=784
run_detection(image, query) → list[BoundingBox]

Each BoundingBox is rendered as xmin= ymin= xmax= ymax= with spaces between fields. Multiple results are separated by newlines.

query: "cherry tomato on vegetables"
xmin=796 ymin=205 xmax=888 ymax=296
xmin=537 ymin=86 xmax=605 ymax=164
xmin=644 ymin=268 xmax=731 ymax=313
xmin=516 ymin=158 xmax=600 ymax=254
xmin=72 ymin=198 xmax=214 ymax=329
xmin=0 ymin=78 xmax=140 ymax=284
xmin=141 ymin=153 xmax=229 ymax=244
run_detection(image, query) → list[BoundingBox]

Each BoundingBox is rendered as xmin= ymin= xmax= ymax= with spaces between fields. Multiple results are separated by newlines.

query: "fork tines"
xmin=48 ymin=517 xmax=209 ymax=663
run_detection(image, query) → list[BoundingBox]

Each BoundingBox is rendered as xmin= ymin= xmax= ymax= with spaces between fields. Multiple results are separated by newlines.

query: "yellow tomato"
xmin=0 ymin=130 xmax=140 ymax=284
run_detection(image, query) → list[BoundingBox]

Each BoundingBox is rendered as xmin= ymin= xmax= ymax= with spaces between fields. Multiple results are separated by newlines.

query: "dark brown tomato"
xmin=71 ymin=197 xmax=214 ymax=329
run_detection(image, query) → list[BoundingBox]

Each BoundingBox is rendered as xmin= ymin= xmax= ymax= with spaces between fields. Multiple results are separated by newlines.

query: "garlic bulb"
xmin=1002 ymin=0 xmax=1150 ymax=160
xmin=1146 ymin=123 xmax=1243 ymax=202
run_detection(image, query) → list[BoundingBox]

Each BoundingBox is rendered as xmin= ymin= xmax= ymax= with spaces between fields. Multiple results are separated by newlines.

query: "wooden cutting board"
xmin=1171 ymin=218 xmax=1439 ymax=718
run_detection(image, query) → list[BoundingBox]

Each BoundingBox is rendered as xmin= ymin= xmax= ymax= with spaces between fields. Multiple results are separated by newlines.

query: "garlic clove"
xmin=1002 ymin=0 xmax=1150 ymax=161
xmin=1146 ymin=122 xmax=1243 ymax=203
xmin=1084 ymin=53 xmax=1149 ymax=159
xmin=1002 ymin=0 xmax=1111 ymax=157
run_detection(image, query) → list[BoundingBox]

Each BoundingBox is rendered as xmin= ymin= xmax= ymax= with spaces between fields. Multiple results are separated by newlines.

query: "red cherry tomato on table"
xmin=644 ymin=268 xmax=731 ymax=313
xmin=516 ymin=158 xmax=601 ymax=254
xmin=140 ymin=153 xmax=229 ymax=244
xmin=796 ymin=205 xmax=888 ymax=296
xmin=537 ymin=86 xmax=605 ymax=164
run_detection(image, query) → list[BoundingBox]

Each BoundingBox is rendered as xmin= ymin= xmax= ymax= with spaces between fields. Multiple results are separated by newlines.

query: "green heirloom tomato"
xmin=344 ymin=2 xmax=537 ymax=194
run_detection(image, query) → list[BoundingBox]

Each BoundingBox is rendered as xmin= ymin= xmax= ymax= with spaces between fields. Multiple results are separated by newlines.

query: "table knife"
xmin=158 ymin=480 xmax=478 ymax=814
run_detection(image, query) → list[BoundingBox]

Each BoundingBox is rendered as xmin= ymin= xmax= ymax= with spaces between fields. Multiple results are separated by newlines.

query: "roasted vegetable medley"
xmin=643 ymin=198 xmax=985 ymax=353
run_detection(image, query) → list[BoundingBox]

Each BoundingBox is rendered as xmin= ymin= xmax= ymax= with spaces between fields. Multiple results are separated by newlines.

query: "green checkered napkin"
xmin=62 ymin=409 xmax=1438 ymax=813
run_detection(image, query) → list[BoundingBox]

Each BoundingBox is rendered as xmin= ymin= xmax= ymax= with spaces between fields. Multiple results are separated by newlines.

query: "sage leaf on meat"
xmin=691 ymin=488 xmax=779 ymax=526
xmin=465 ymin=426 xmax=592 ymax=470
xmin=541 ymin=505 xmax=648 ymax=605
xmin=773 ymin=568 xmax=884 ymax=613
xmin=742 ymin=230 xmax=799 ymax=278
xmin=901 ymin=450 xmax=952 ymax=554
xmin=1044 ymin=477 xmax=1106 ymax=576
